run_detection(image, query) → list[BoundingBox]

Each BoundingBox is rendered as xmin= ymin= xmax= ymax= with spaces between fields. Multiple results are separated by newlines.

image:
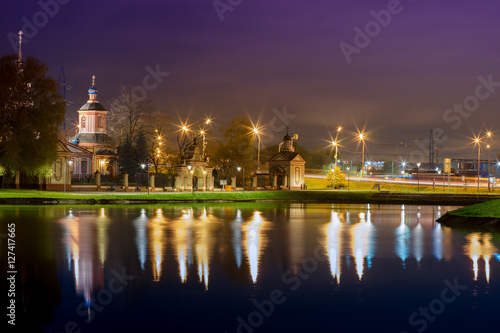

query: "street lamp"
xmin=401 ymin=162 xmax=406 ymax=191
xmin=346 ymin=166 xmax=350 ymax=191
xmin=187 ymin=165 xmax=193 ymax=193
xmin=359 ymin=133 xmax=365 ymax=177
xmin=475 ymin=138 xmax=481 ymax=193
xmin=237 ymin=166 xmax=245 ymax=193
xmin=141 ymin=163 xmax=150 ymax=195
xmin=437 ymin=170 xmax=442 ymax=192
xmin=253 ymin=128 xmax=261 ymax=170
xmin=333 ymin=126 xmax=342 ymax=169
xmin=331 ymin=168 xmax=335 ymax=189
xmin=416 ymin=163 xmax=421 ymax=192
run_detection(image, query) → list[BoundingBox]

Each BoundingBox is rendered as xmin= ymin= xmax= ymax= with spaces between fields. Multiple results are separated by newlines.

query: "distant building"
xmin=175 ymin=137 xmax=214 ymax=191
xmin=267 ymin=128 xmax=306 ymax=190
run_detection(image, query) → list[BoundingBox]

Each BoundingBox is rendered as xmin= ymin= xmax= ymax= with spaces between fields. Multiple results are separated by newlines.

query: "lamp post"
xmin=359 ymin=133 xmax=365 ymax=177
xmin=401 ymin=162 xmax=406 ymax=191
xmin=237 ymin=167 xmax=245 ymax=193
xmin=187 ymin=165 xmax=193 ymax=193
xmin=475 ymin=138 xmax=480 ymax=193
xmin=437 ymin=170 xmax=442 ymax=192
xmin=253 ymin=128 xmax=261 ymax=170
xmin=487 ymin=133 xmax=492 ymax=189
xmin=141 ymin=163 xmax=150 ymax=195
xmin=416 ymin=162 xmax=420 ymax=192
xmin=346 ymin=166 xmax=350 ymax=191
xmin=333 ymin=126 xmax=342 ymax=169
xmin=331 ymin=168 xmax=335 ymax=190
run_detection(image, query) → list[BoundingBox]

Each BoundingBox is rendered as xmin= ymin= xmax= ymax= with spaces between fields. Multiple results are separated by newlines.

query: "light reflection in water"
xmin=97 ymin=208 xmax=110 ymax=266
xmin=396 ymin=205 xmax=410 ymax=268
xmin=59 ymin=211 xmax=103 ymax=311
xmin=244 ymin=211 xmax=266 ymax=283
xmin=232 ymin=209 xmax=244 ymax=268
xmin=325 ymin=211 xmax=342 ymax=284
xmin=351 ymin=211 xmax=374 ymax=280
xmin=465 ymin=233 xmax=498 ymax=283
xmin=150 ymin=209 xmax=166 ymax=282
xmin=194 ymin=209 xmax=210 ymax=289
xmin=133 ymin=209 xmax=148 ymax=271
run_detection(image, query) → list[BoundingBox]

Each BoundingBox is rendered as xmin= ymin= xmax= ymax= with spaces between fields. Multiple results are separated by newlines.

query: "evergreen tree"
xmin=135 ymin=130 xmax=149 ymax=166
xmin=118 ymin=135 xmax=137 ymax=175
xmin=0 ymin=54 xmax=65 ymax=175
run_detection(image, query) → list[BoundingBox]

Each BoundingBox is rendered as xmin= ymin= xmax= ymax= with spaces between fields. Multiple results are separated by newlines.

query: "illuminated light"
xmin=200 ymin=130 xmax=204 ymax=135
xmin=182 ymin=126 xmax=188 ymax=131
xmin=338 ymin=126 xmax=342 ymax=132
xmin=158 ymin=136 xmax=161 ymax=140
xmin=253 ymin=128 xmax=259 ymax=134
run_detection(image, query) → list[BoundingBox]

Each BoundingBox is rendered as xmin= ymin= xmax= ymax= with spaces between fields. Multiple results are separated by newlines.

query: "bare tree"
xmin=107 ymin=86 xmax=153 ymax=144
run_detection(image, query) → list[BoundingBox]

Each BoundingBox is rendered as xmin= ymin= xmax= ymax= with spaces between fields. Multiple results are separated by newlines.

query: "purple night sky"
xmin=2 ymin=0 xmax=500 ymax=162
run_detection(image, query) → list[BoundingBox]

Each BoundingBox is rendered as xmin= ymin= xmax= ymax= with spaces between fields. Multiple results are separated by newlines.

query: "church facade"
xmin=70 ymin=76 xmax=118 ymax=178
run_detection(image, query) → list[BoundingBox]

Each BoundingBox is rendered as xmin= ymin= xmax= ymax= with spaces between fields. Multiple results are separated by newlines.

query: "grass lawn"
xmin=0 ymin=188 xmax=375 ymax=202
xmin=446 ymin=199 xmax=500 ymax=218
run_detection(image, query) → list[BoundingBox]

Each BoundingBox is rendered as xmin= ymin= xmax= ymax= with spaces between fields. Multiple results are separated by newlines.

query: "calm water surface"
xmin=2 ymin=203 xmax=500 ymax=333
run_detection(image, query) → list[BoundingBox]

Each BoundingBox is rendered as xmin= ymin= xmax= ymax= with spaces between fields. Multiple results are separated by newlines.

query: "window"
xmin=98 ymin=116 xmax=102 ymax=128
xmin=82 ymin=160 xmax=87 ymax=174
xmin=81 ymin=116 xmax=86 ymax=128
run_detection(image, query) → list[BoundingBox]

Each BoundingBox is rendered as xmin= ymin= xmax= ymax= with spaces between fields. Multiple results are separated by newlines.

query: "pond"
xmin=2 ymin=203 xmax=499 ymax=333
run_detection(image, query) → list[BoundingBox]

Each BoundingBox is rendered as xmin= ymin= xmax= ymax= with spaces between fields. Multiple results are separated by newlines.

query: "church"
xmin=69 ymin=76 xmax=118 ymax=178
xmin=46 ymin=77 xmax=117 ymax=190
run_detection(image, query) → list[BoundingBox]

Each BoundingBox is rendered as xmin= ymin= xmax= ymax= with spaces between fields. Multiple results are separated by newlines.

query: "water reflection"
xmin=244 ymin=211 xmax=267 ymax=283
xmin=464 ymin=233 xmax=499 ymax=283
xmin=133 ymin=209 xmax=148 ymax=271
xmin=59 ymin=209 xmax=106 ymax=310
xmin=325 ymin=211 xmax=342 ymax=284
xmin=54 ymin=204 xmax=500 ymax=300
xmin=351 ymin=211 xmax=374 ymax=280
xmin=150 ymin=208 xmax=166 ymax=282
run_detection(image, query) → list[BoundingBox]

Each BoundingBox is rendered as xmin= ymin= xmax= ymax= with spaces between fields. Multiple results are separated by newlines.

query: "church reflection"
xmin=59 ymin=209 xmax=107 ymax=310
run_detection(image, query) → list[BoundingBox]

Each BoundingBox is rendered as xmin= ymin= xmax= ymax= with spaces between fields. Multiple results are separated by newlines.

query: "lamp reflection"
xmin=232 ymin=209 xmax=244 ymax=268
xmin=174 ymin=209 xmax=193 ymax=283
xmin=465 ymin=233 xmax=498 ymax=283
xmin=396 ymin=206 xmax=410 ymax=268
xmin=194 ymin=209 xmax=210 ymax=289
xmin=351 ymin=211 xmax=374 ymax=280
xmin=133 ymin=209 xmax=148 ymax=271
xmin=325 ymin=211 xmax=342 ymax=284
xmin=244 ymin=211 xmax=267 ymax=283
xmin=150 ymin=209 xmax=166 ymax=282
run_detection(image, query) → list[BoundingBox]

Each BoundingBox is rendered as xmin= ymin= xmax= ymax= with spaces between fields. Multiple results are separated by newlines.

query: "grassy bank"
xmin=444 ymin=199 xmax=500 ymax=218
xmin=437 ymin=199 xmax=500 ymax=231
xmin=0 ymin=189 xmax=374 ymax=202
xmin=1 ymin=188 xmax=499 ymax=206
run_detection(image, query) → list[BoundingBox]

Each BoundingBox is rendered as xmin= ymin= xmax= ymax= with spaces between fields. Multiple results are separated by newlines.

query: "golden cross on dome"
xmin=92 ymin=75 xmax=96 ymax=87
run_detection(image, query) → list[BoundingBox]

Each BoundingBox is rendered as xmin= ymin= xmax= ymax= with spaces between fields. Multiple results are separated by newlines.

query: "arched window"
xmin=81 ymin=116 xmax=86 ymax=128
xmin=98 ymin=116 xmax=102 ymax=128
xmin=82 ymin=160 xmax=87 ymax=174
